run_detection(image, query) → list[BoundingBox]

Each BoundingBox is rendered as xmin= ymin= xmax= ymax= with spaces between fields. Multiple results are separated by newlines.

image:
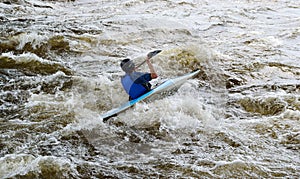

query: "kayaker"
xmin=120 ymin=55 xmax=158 ymax=100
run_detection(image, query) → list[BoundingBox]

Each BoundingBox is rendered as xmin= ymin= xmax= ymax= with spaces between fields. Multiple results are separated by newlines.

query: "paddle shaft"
xmin=135 ymin=60 xmax=147 ymax=69
xmin=135 ymin=50 xmax=161 ymax=69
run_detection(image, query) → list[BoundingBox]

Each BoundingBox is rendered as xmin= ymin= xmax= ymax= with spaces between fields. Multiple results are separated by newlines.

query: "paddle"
xmin=135 ymin=50 xmax=162 ymax=69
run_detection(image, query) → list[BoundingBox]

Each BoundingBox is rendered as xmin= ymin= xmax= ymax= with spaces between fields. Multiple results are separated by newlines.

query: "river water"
xmin=0 ymin=0 xmax=299 ymax=178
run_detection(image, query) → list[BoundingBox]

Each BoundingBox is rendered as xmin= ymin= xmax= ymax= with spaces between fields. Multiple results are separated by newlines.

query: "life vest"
xmin=121 ymin=74 xmax=148 ymax=99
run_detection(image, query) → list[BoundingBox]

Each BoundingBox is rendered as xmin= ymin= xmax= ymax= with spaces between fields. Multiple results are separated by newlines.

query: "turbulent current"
xmin=0 ymin=0 xmax=299 ymax=178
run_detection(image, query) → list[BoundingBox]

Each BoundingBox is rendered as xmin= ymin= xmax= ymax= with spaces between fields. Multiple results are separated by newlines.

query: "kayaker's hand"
xmin=146 ymin=57 xmax=151 ymax=63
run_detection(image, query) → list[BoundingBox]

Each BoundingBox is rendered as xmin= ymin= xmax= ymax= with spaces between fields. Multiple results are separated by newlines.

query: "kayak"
xmin=101 ymin=69 xmax=200 ymax=121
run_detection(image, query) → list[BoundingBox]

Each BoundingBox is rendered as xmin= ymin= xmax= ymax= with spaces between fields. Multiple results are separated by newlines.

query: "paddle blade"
xmin=147 ymin=50 xmax=162 ymax=58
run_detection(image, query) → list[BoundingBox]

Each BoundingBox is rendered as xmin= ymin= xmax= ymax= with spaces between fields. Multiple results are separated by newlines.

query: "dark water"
xmin=0 ymin=0 xmax=299 ymax=178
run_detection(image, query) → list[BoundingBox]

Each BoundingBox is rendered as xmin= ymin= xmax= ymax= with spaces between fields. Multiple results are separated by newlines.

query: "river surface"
xmin=0 ymin=0 xmax=299 ymax=178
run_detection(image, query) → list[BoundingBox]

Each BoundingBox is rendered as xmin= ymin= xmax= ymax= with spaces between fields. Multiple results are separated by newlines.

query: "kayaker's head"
xmin=120 ymin=58 xmax=135 ymax=73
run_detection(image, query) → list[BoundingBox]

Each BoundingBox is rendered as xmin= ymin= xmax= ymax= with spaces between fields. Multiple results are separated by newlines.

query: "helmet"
xmin=120 ymin=58 xmax=135 ymax=73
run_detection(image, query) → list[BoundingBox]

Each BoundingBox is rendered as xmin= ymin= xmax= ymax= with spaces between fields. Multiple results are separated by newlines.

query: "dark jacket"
xmin=121 ymin=72 xmax=152 ymax=100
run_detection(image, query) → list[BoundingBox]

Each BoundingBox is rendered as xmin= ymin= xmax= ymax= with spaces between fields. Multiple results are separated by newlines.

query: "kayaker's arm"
xmin=146 ymin=57 xmax=158 ymax=79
